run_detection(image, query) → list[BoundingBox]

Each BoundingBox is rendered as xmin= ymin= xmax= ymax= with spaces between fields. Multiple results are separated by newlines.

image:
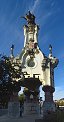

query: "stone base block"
xmin=43 ymin=101 xmax=55 ymax=115
xmin=24 ymin=102 xmax=40 ymax=115
xmin=8 ymin=102 xmax=20 ymax=117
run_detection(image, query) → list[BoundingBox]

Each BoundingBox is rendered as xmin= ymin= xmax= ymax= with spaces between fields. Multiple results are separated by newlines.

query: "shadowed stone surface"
xmin=0 ymin=114 xmax=42 ymax=122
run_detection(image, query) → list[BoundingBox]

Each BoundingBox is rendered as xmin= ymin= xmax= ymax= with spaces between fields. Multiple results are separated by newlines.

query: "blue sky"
xmin=0 ymin=0 xmax=64 ymax=100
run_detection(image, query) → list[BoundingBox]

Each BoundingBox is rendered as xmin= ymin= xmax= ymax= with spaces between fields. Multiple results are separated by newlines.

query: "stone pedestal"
xmin=8 ymin=92 xmax=20 ymax=117
xmin=43 ymin=101 xmax=55 ymax=114
xmin=24 ymin=102 xmax=40 ymax=115
xmin=24 ymin=90 xmax=40 ymax=115
xmin=42 ymin=86 xmax=55 ymax=115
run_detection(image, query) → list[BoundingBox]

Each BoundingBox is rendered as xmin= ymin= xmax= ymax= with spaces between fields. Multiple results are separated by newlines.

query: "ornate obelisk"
xmin=20 ymin=11 xmax=59 ymax=115
xmin=42 ymin=45 xmax=59 ymax=115
xmin=20 ymin=11 xmax=42 ymax=115
xmin=7 ymin=11 xmax=59 ymax=117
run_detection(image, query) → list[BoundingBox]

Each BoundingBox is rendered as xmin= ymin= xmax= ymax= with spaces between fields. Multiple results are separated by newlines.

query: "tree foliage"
xmin=0 ymin=55 xmax=22 ymax=84
xmin=18 ymin=93 xmax=25 ymax=103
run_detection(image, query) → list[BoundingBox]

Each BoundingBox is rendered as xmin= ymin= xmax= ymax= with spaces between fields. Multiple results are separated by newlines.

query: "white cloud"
xmin=18 ymin=87 xmax=24 ymax=95
xmin=30 ymin=0 xmax=40 ymax=13
xmin=40 ymin=85 xmax=45 ymax=100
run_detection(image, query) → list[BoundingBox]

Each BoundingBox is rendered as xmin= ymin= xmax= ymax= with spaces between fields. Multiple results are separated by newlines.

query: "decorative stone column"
xmin=41 ymin=45 xmax=59 ymax=115
xmin=42 ymin=85 xmax=55 ymax=115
